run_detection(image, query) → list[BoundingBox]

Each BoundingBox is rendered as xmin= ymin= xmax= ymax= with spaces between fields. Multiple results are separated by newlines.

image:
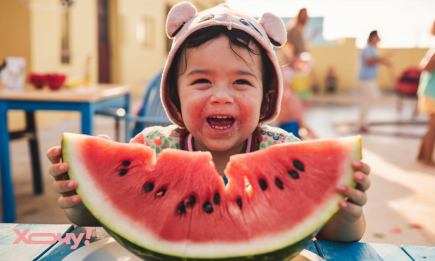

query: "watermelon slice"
xmin=62 ymin=133 xmax=361 ymax=260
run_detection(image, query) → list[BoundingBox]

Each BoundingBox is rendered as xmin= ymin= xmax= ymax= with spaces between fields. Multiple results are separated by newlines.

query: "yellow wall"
xmin=377 ymin=48 xmax=428 ymax=88
xmin=0 ymin=1 xmax=31 ymax=68
xmin=0 ymin=0 xmax=32 ymax=131
xmin=114 ymin=0 xmax=225 ymax=97
xmin=309 ymin=40 xmax=428 ymax=92
xmin=29 ymin=0 xmax=98 ymax=81
xmin=1 ymin=0 xmax=99 ymax=131
xmin=309 ymin=38 xmax=359 ymax=92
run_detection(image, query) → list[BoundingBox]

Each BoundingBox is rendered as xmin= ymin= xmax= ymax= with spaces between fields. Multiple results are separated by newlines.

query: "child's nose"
xmin=210 ymin=87 xmax=234 ymax=104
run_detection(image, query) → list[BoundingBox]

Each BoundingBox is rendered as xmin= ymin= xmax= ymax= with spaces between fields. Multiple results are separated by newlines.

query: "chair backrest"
xmin=133 ymin=70 xmax=172 ymax=135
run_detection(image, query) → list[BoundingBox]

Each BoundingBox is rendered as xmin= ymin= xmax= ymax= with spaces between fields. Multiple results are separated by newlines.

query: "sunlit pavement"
xmin=305 ymin=93 xmax=435 ymax=245
xmin=2 ymin=94 xmax=434 ymax=246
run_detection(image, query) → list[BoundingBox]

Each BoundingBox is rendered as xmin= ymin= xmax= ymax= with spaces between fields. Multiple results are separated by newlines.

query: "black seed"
xmin=155 ymin=189 xmax=166 ymax=198
xmin=259 ymin=179 xmax=268 ymax=191
xmin=144 ymin=183 xmax=154 ymax=192
xmin=203 ymin=202 xmax=213 ymax=213
xmin=275 ymin=178 xmax=284 ymax=189
xmin=213 ymin=193 xmax=220 ymax=205
xmin=119 ymin=169 xmax=128 ymax=176
xmin=177 ymin=201 xmax=186 ymax=214
xmin=122 ymin=160 xmax=131 ymax=167
xmin=236 ymin=198 xmax=242 ymax=209
xmin=293 ymin=160 xmax=304 ymax=172
xmin=187 ymin=195 xmax=196 ymax=207
xmin=288 ymin=170 xmax=299 ymax=179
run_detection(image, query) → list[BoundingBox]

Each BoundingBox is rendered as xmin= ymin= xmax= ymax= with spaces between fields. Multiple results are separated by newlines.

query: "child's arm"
xmin=47 ymin=135 xmax=112 ymax=226
xmin=316 ymin=160 xmax=371 ymax=242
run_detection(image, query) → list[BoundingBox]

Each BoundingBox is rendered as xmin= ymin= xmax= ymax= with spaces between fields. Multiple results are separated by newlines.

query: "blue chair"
xmin=96 ymin=70 xmax=172 ymax=141
xmin=279 ymin=120 xmax=300 ymax=139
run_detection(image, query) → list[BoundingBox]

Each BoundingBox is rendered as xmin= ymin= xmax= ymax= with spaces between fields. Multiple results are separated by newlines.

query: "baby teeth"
xmin=211 ymin=116 xmax=230 ymax=119
xmin=211 ymin=125 xmax=231 ymax=130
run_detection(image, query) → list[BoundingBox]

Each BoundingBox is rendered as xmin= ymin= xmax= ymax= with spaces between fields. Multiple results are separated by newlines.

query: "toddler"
xmin=47 ymin=2 xmax=370 ymax=242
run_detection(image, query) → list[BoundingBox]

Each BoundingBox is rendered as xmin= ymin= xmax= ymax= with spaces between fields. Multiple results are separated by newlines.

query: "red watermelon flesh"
xmin=62 ymin=133 xmax=361 ymax=260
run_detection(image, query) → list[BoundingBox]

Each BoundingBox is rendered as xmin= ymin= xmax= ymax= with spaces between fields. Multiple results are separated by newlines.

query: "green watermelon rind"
xmin=62 ymin=134 xmax=362 ymax=260
xmin=103 ymin=226 xmax=314 ymax=261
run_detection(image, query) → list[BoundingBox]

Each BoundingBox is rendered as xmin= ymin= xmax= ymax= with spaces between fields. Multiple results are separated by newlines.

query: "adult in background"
xmin=417 ymin=21 xmax=435 ymax=166
xmin=278 ymin=8 xmax=309 ymax=69
xmin=275 ymin=8 xmax=317 ymax=139
xmin=358 ymin=30 xmax=392 ymax=132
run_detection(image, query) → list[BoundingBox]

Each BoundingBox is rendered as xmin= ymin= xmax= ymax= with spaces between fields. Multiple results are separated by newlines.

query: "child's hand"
xmin=335 ymin=160 xmax=371 ymax=225
xmin=47 ymin=146 xmax=78 ymax=208
xmin=47 ymin=135 xmax=110 ymax=225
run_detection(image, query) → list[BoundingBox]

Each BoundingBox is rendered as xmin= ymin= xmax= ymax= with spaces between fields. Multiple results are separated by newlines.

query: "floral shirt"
xmin=130 ymin=125 xmax=299 ymax=157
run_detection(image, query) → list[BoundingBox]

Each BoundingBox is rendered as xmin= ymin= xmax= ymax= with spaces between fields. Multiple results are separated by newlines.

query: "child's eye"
xmin=233 ymin=79 xmax=251 ymax=85
xmin=193 ymin=79 xmax=211 ymax=84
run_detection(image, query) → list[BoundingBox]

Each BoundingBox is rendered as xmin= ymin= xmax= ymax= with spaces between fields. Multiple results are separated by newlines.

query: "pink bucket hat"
xmin=161 ymin=2 xmax=286 ymax=127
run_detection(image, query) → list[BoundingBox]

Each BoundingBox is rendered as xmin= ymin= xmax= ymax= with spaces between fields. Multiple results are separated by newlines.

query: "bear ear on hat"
xmin=166 ymin=2 xmax=197 ymax=38
xmin=258 ymin=12 xmax=287 ymax=47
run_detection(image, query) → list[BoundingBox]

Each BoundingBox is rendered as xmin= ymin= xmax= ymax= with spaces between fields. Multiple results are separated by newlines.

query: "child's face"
xmin=177 ymin=34 xmax=264 ymax=152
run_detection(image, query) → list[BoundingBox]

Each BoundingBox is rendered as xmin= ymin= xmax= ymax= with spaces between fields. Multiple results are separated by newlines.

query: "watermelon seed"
xmin=144 ymin=183 xmax=154 ymax=193
xmin=259 ymin=179 xmax=267 ymax=190
xmin=203 ymin=202 xmax=213 ymax=213
xmin=236 ymin=198 xmax=242 ymax=209
xmin=288 ymin=170 xmax=299 ymax=179
xmin=293 ymin=160 xmax=304 ymax=172
xmin=122 ymin=161 xmax=131 ymax=167
xmin=177 ymin=201 xmax=186 ymax=214
xmin=119 ymin=169 xmax=128 ymax=176
xmin=213 ymin=193 xmax=220 ymax=205
xmin=187 ymin=196 xmax=196 ymax=207
xmin=275 ymin=178 xmax=284 ymax=189
xmin=155 ymin=189 xmax=166 ymax=198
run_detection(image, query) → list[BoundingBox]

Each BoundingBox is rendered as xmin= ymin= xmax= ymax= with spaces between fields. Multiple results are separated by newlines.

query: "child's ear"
xmin=260 ymin=89 xmax=276 ymax=120
xmin=166 ymin=2 xmax=197 ymax=38
xmin=258 ymin=12 xmax=287 ymax=47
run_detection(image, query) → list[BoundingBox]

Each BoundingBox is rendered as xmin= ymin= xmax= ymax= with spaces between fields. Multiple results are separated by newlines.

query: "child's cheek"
xmin=235 ymin=94 xmax=261 ymax=126
xmin=183 ymin=94 xmax=208 ymax=126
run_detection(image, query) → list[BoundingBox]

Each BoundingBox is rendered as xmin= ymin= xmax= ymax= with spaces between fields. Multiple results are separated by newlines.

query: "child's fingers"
xmin=354 ymin=171 xmax=371 ymax=191
xmin=361 ymin=163 xmax=371 ymax=175
xmin=52 ymin=180 xmax=77 ymax=194
xmin=47 ymin=147 xmax=62 ymax=164
xmin=339 ymin=200 xmax=363 ymax=219
xmin=58 ymin=195 xmax=81 ymax=209
xmin=351 ymin=160 xmax=371 ymax=175
xmin=97 ymin=134 xmax=111 ymax=140
xmin=337 ymin=185 xmax=367 ymax=206
xmin=48 ymin=163 xmax=69 ymax=181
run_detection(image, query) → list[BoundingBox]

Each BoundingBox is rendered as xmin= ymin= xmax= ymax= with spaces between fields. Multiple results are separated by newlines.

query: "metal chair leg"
xmin=396 ymin=95 xmax=402 ymax=113
xmin=115 ymin=118 xmax=120 ymax=142
xmin=26 ymin=111 xmax=43 ymax=195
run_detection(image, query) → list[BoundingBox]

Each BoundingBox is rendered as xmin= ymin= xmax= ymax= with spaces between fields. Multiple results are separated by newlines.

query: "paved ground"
xmin=2 ymin=94 xmax=434 ymax=246
xmin=305 ymin=94 xmax=435 ymax=246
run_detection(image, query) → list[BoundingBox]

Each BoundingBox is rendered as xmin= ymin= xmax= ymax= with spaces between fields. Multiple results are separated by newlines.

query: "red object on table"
xmin=28 ymin=73 xmax=46 ymax=89
xmin=45 ymin=73 xmax=66 ymax=91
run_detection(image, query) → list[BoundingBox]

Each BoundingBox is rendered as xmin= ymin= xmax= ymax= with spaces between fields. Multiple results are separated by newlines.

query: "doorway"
xmin=98 ymin=0 xmax=111 ymax=83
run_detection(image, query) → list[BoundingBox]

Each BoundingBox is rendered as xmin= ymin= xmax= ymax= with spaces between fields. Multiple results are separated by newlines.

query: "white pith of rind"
xmin=63 ymin=133 xmax=361 ymax=258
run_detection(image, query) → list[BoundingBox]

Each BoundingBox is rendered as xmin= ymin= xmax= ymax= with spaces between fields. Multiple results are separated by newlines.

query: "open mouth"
xmin=207 ymin=116 xmax=235 ymax=130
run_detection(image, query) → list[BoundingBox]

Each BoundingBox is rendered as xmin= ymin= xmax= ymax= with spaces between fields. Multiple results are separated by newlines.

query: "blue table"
xmin=0 ymin=84 xmax=130 ymax=223
xmin=0 ymin=224 xmax=434 ymax=260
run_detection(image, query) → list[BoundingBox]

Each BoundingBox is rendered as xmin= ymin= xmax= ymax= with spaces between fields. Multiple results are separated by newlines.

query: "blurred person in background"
xmin=278 ymin=8 xmax=310 ymax=70
xmin=417 ymin=21 xmax=435 ymax=166
xmin=275 ymin=8 xmax=317 ymax=139
xmin=358 ymin=30 xmax=392 ymax=132
xmin=325 ymin=66 xmax=338 ymax=93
